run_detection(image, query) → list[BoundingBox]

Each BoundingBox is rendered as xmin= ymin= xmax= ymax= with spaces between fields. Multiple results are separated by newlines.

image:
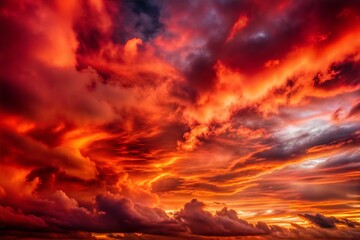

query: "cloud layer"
xmin=1 ymin=0 xmax=360 ymax=239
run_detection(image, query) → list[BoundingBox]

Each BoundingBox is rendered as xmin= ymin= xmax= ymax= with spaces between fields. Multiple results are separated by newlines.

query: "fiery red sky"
xmin=1 ymin=0 xmax=360 ymax=239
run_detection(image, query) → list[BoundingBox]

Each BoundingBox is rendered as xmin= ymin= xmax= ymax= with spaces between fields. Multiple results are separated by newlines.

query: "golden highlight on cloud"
xmin=0 ymin=0 xmax=360 ymax=239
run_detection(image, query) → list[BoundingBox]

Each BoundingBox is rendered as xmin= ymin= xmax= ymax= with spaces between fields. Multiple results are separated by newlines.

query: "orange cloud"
xmin=1 ymin=0 xmax=360 ymax=239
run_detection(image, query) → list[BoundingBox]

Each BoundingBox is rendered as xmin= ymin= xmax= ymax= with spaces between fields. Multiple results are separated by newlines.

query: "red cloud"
xmin=1 ymin=0 xmax=360 ymax=239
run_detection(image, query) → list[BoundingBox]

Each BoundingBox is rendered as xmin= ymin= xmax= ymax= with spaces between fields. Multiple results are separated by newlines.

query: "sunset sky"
xmin=1 ymin=0 xmax=360 ymax=239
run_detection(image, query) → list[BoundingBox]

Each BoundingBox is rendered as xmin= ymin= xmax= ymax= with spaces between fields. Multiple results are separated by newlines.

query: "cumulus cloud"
xmin=176 ymin=199 xmax=268 ymax=236
xmin=0 ymin=205 xmax=48 ymax=231
xmin=1 ymin=0 xmax=360 ymax=239
xmin=96 ymin=193 xmax=186 ymax=235
xmin=1 ymin=190 xmax=185 ymax=236
xmin=2 ymin=195 xmax=360 ymax=239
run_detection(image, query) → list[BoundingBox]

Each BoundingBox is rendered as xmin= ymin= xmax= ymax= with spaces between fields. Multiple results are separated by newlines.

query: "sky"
xmin=0 ymin=0 xmax=360 ymax=239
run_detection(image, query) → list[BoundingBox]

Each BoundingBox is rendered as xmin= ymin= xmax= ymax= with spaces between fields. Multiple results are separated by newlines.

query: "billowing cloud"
xmin=1 ymin=0 xmax=360 ymax=239
xmin=1 ymin=195 xmax=359 ymax=239
xmin=175 ymin=199 xmax=266 ymax=236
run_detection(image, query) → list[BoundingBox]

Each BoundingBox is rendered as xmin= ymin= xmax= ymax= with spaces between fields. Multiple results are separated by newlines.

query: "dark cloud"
xmin=314 ymin=59 xmax=360 ymax=90
xmin=96 ymin=193 xmax=185 ymax=235
xmin=241 ymin=150 xmax=360 ymax=204
xmin=1 ymin=191 xmax=185 ymax=235
xmin=164 ymin=0 xmax=360 ymax=78
xmin=1 ymin=193 xmax=360 ymax=239
xmin=75 ymin=0 xmax=163 ymax=72
xmin=0 ymin=78 xmax=41 ymax=118
xmin=229 ymin=122 xmax=359 ymax=176
xmin=300 ymin=213 xmax=338 ymax=228
xmin=0 ymin=205 xmax=48 ymax=232
xmin=183 ymin=54 xmax=217 ymax=95
xmin=75 ymin=0 xmax=163 ymax=53
xmin=300 ymin=213 xmax=360 ymax=229
xmin=175 ymin=199 xmax=266 ymax=236
xmin=0 ymin=230 xmax=96 ymax=240
xmin=252 ymin=123 xmax=360 ymax=162
xmin=122 ymin=0 xmax=163 ymax=41
xmin=317 ymin=151 xmax=360 ymax=171
xmin=26 ymin=166 xmax=58 ymax=194
xmin=1 ymin=0 xmax=360 ymax=239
